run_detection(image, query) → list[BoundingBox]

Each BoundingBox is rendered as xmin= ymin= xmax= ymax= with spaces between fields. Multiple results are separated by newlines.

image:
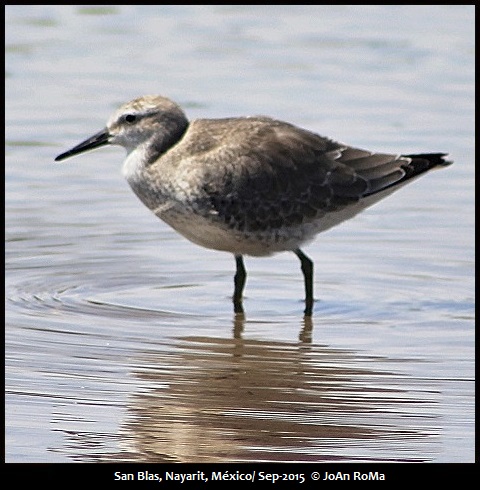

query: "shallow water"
xmin=5 ymin=5 xmax=474 ymax=463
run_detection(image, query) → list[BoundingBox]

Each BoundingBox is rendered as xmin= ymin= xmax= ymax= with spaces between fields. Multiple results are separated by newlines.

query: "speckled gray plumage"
xmin=112 ymin=99 xmax=450 ymax=255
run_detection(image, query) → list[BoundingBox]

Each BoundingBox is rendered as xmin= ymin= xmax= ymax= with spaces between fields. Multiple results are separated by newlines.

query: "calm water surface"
xmin=5 ymin=5 xmax=474 ymax=463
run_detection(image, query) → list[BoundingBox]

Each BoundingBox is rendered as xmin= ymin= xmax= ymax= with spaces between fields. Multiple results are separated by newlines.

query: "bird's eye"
xmin=124 ymin=114 xmax=137 ymax=123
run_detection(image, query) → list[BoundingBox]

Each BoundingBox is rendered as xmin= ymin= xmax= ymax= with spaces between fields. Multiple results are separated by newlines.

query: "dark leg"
xmin=294 ymin=249 xmax=314 ymax=316
xmin=233 ymin=255 xmax=246 ymax=314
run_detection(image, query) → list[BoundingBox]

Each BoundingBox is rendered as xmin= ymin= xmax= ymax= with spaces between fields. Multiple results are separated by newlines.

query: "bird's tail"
xmin=400 ymin=153 xmax=453 ymax=180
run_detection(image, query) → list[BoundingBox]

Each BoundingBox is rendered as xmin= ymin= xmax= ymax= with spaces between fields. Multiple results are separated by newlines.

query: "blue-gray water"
xmin=5 ymin=5 xmax=474 ymax=463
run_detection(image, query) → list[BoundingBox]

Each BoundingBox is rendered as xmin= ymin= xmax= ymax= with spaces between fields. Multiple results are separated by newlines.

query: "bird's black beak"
xmin=55 ymin=128 xmax=110 ymax=162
